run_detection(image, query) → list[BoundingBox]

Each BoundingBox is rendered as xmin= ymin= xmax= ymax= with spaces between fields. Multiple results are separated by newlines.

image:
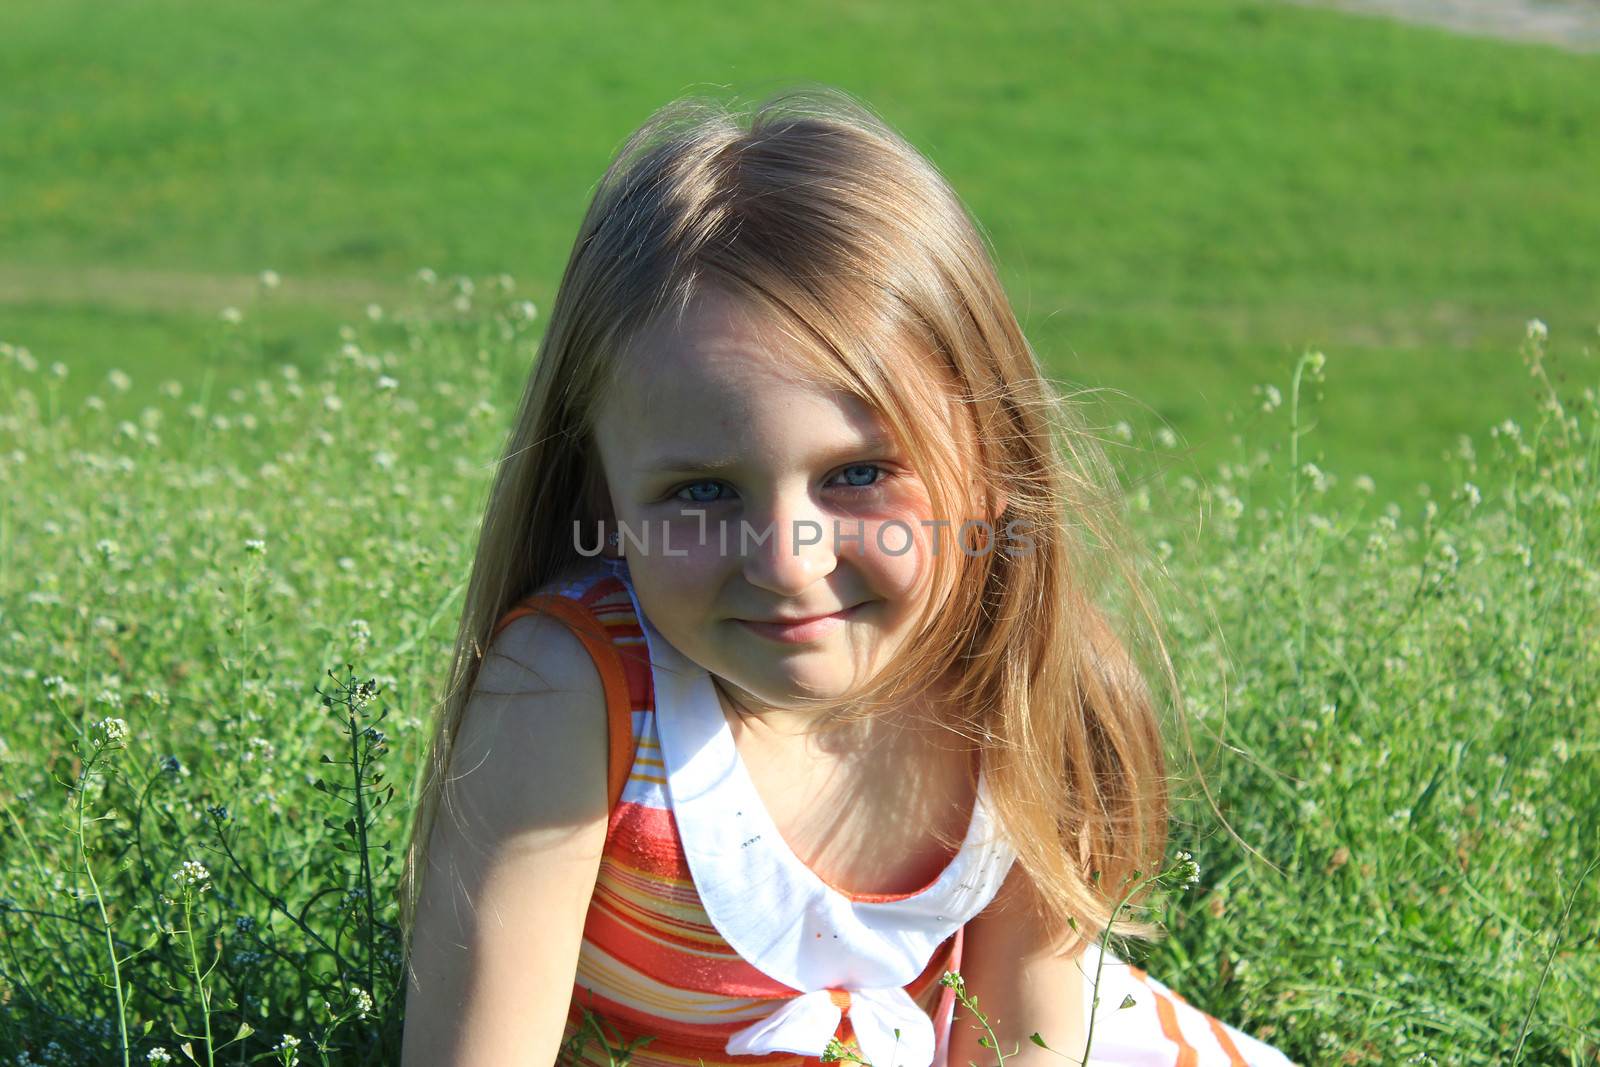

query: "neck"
xmin=711 ymin=672 xmax=958 ymax=747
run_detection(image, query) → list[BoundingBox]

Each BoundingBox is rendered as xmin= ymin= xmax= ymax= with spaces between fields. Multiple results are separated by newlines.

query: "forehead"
xmin=598 ymin=286 xmax=883 ymax=444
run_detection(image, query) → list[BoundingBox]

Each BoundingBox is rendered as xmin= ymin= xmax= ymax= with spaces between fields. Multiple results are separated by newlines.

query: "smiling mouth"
xmin=735 ymin=603 xmax=865 ymax=642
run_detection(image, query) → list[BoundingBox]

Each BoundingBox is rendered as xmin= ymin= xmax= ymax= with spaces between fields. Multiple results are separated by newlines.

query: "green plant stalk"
xmin=345 ymin=703 xmax=379 ymax=1000
xmin=1079 ymin=877 xmax=1148 ymax=1067
xmin=1509 ymin=852 xmax=1600 ymax=1066
xmin=1286 ymin=351 xmax=1310 ymax=674
xmin=74 ymin=749 xmax=132 ymax=1067
xmin=182 ymin=893 xmax=217 ymax=1067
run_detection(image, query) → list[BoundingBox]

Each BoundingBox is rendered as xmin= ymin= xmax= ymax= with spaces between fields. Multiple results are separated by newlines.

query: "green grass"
xmin=0 ymin=298 xmax=1595 ymax=1065
xmin=3 ymin=0 xmax=1596 ymax=497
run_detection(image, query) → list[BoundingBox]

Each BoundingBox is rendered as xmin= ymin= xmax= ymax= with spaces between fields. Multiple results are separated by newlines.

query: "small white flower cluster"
xmin=351 ymin=678 xmax=379 ymax=710
xmin=273 ymin=1034 xmax=302 ymax=1066
xmin=244 ymin=538 xmax=267 ymax=555
xmin=260 ymin=269 xmax=281 ymax=290
xmin=1300 ymin=462 xmax=1332 ymax=494
xmin=350 ymin=984 xmax=374 ymax=1018
xmin=1 ymin=342 xmax=39 ymax=373
xmin=173 ymin=860 xmax=212 ymax=894
xmin=147 ymin=1047 xmax=175 ymax=1064
xmin=92 ymin=716 xmax=129 ymax=749
xmin=1525 ymin=317 xmax=1547 ymax=342
xmin=1172 ymin=850 xmax=1201 ymax=890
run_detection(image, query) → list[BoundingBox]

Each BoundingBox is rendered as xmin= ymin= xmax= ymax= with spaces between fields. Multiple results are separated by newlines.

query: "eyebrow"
xmin=634 ymin=432 xmax=899 ymax=475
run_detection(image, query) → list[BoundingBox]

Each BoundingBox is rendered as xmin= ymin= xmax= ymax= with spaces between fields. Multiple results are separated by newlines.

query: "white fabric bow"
xmin=725 ymin=985 xmax=936 ymax=1067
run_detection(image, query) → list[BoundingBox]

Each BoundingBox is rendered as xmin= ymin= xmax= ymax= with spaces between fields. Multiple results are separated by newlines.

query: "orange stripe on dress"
xmin=1150 ymin=989 xmax=1199 ymax=1067
xmin=1204 ymin=1013 xmax=1250 ymax=1067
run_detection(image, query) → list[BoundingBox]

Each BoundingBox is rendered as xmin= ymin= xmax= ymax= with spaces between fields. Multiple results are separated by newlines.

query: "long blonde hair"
xmin=399 ymin=85 xmax=1177 ymax=966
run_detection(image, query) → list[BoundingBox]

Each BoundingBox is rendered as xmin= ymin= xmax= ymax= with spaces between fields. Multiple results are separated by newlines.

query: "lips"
xmin=736 ymin=603 xmax=864 ymax=643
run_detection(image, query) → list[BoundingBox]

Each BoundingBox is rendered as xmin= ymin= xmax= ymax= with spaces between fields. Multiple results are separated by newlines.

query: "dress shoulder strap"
xmin=490 ymin=571 xmax=643 ymax=815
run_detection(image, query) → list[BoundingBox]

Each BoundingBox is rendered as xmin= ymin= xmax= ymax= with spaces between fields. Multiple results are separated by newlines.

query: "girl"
xmin=398 ymin=88 xmax=1295 ymax=1067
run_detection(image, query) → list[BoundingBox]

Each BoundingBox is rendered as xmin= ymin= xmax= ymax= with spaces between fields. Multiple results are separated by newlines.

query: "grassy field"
xmin=4 ymin=1 xmax=1599 ymax=1063
xmin=4 ymin=0 xmax=1597 ymax=498
xmin=1 ymin=295 xmax=1595 ymax=1065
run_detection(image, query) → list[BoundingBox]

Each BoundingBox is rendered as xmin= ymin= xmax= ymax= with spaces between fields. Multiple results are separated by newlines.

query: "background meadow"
xmin=3 ymin=0 xmax=1598 ymax=1064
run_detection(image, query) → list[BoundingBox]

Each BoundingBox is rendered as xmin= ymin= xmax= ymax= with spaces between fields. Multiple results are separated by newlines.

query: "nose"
xmin=738 ymin=486 xmax=838 ymax=598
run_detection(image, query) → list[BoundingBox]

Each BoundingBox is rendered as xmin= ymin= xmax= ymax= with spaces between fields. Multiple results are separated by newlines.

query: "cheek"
xmin=623 ymin=530 xmax=730 ymax=616
xmin=845 ymin=515 xmax=947 ymax=605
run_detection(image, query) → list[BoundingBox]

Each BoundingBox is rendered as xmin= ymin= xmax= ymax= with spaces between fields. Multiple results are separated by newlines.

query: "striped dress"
xmin=491 ymin=557 xmax=1296 ymax=1067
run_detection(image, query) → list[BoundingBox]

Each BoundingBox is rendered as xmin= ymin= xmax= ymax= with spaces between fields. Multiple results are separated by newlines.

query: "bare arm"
xmin=945 ymin=866 xmax=1087 ymax=1067
xmin=400 ymin=612 xmax=612 ymax=1067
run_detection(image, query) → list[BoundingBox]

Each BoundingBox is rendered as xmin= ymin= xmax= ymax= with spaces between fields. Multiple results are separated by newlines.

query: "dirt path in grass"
xmin=0 ymin=263 xmax=419 ymax=316
xmin=1281 ymin=0 xmax=1600 ymax=52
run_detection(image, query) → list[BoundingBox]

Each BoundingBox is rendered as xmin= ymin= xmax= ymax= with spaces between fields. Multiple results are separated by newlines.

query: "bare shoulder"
xmin=400 ymin=597 xmax=611 ymax=1066
xmin=448 ymin=601 xmax=611 ymax=839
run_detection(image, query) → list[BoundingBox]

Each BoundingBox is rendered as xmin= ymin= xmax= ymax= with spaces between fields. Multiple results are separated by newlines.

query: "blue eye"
xmin=832 ymin=464 xmax=886 ymax=490
xmin=667 ymin=464 xmax=890 ymax=504
xmin=674 ymin=480 xmax=728 ymax=504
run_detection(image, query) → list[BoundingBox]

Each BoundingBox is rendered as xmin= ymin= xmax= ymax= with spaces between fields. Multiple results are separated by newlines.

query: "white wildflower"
xmin=220 ymin=306 xmax=243 ymax=325
xmin=1491 ymin=419 xmax=1520 ymax=440
xmin=92 ymin=717 xmax=129 ymax=748
xmin=273 ymin=1034 xmax=302 ymax=1066
xmin=1525 ymin=318 xmax=1547 ymax=342
xmin=173 ymin=860 xmax=212 ymax=893
xmin=259 ymin=269 xmax=281 ymax=290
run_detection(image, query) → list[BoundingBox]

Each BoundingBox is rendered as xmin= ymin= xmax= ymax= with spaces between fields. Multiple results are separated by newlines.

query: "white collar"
xmin=617 ymin=576 xmax=1015 ymax=1066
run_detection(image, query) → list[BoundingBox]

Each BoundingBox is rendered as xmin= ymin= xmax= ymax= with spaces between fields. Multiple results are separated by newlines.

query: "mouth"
xmin=736 ymin=603 xmax=866 ymax=644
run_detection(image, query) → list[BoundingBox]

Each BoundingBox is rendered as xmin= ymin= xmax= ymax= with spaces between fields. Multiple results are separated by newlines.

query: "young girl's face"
xmin=592 ymin=285 xmax=974 ymax=724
